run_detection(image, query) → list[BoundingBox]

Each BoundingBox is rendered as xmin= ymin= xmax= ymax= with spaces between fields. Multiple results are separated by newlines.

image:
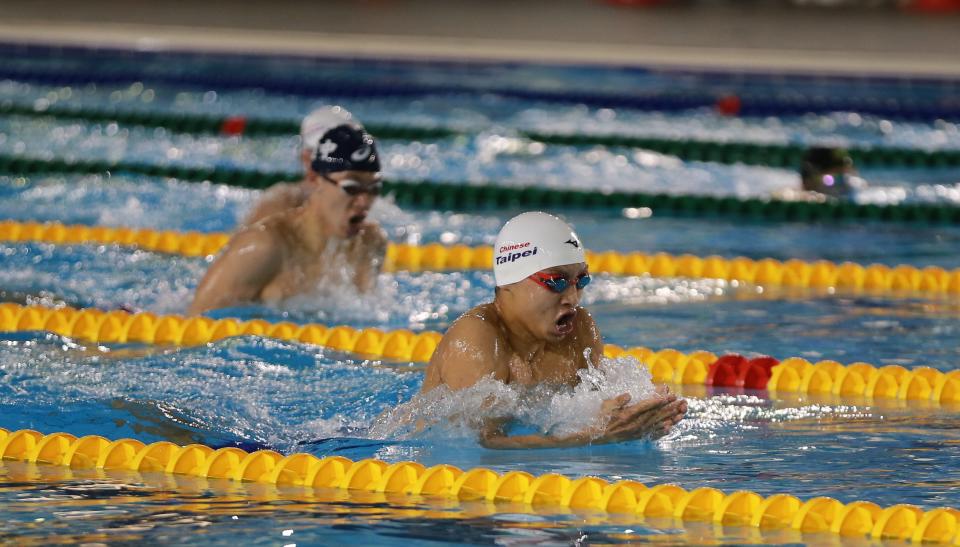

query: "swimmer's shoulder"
xmin=772 ymin=188 xmax=828 ymax=202
xmin=242 ymin=181 xmax=308 ymax=225
xmin=223 ymin=218 xmax=288 ymax=260
xmin=429 ymin=304 xmax=509 ymax=389
xmin=560 ymin=306 xmax=599 ymax=347
xmin=570 ymin=306 xmax=603 ymax=365
xmin=438 ymin=305 xmax=504 ymax=357
xmin=574 ymin=306 xmax=598 ymax=331
xmin=458 ymin=303 xmax=501 ymax=327
xmin=264 ymin=181 xmax=308 ymax=204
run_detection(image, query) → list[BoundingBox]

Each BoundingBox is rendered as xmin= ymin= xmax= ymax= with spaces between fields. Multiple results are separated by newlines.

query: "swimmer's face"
xmin=312 ymin=170 xmax=381 ymax=238
xmin=501 ymin=262 xmax=588 ymax=343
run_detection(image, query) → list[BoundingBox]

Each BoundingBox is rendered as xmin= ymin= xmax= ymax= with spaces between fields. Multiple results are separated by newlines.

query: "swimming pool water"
xmin=5 ymin=77 xmax=960 ymax=148
xmin=1 ymin=329 xmax=958 ymax=545
xmin=1 ymin=47 xmax=960 ymax=545
xmin=2 ymin=81 xmax=960 ymax=203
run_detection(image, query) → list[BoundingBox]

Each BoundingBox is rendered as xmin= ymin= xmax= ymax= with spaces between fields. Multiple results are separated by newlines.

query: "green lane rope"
xmin=523 ymin=131 xmax=960 ymax=170
xmin=3 ymin=102 xmax=960 ymax=169
xmin=3 ymin=153 xmax=960 ymax=224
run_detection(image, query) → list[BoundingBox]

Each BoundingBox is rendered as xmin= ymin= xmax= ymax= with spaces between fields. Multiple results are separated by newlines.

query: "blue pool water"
xmin=1 ymin=47 xmax=960 ymax=545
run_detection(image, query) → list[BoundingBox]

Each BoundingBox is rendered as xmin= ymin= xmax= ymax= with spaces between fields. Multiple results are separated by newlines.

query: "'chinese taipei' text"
xmin=496 ymin=242 xmax=538 ymax=265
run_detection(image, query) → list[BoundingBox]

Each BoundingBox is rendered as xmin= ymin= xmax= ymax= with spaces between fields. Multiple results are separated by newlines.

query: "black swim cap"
xmin=311 ymin=124 xmax=381 ymax=174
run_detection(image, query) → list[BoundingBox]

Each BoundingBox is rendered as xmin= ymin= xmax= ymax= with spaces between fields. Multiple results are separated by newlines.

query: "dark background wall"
xmin=1 ymin=1 xmax=958 ymax=74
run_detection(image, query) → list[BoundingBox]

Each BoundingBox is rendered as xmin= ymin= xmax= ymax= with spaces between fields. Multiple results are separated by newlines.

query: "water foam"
xmin=369 ymin=353 xmax=659 ymax=443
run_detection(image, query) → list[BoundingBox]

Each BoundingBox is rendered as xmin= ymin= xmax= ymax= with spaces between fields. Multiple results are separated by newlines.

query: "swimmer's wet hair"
xmin=800 ymin=146 xmax=853 ymax=179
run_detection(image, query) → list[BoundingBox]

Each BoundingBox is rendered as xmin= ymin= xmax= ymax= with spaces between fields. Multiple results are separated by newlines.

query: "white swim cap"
xmin=493 ymin=212 xmax=585 ymax=286
xmin=300 ymin=106 xmax=359 ymax=154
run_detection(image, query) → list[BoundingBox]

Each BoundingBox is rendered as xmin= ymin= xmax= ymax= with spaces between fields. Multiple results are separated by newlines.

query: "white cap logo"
xmin=318 ymin=139 xmax=338 ymax=160
xmin=350 ymin=144 xmax=373 ymax=162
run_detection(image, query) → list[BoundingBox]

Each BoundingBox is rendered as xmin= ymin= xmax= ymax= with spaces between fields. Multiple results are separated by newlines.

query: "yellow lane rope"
xmin=0 ymin=427 xmax=957 ymax=543
xmin=2 ymin=220 xmax=960 ymax=294
xmin=2 ymin=303 xmax=958 ymax=405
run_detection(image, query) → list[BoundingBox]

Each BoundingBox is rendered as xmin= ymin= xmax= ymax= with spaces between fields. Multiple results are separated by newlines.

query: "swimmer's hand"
xmin=478 ymin=386 xmax=687 ymax=450
xmin=591 ymin=387 xmax=688 ymax=444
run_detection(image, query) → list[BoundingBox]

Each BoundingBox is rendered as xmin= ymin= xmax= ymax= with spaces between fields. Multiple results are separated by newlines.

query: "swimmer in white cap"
xmin=188 ymin=112 xmax=386 ymax=314
xmin=241 ymin=105 xmax=367 ymax=225
xmin=421 ymin=212 xmax=688 ymax=449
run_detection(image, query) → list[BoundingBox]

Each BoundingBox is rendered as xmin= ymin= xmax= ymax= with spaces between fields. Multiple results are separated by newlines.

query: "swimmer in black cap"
xmin=242 ymin=106 xmax=369 ymax=225
xmin=799 ymin=146 xmax=866 ymax=198
xmin=188 ymin=111 xmax=386 ymax=314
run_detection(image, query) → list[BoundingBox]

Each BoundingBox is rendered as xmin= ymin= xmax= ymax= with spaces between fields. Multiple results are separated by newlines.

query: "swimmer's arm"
xmin=353 ymin=224 xmax=388 ymax=292
xmin=187 ymin=230 xmax=282 ymax=315
xmin=479 ymin=421 xmax=595 ymax=449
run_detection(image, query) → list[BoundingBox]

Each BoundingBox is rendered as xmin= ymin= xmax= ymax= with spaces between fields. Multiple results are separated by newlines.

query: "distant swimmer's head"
xmin=493 ymin=212 xmax=590 ymax=341
xmin=299 ymin=108 xmax=382 ymax=238
xmin=310 ymin=123 xmax=381 ymax=176
xmin=300 ymin=105 xmax=381 ymax=172
xmin=800 ymin=146 xmax=861 ymax=198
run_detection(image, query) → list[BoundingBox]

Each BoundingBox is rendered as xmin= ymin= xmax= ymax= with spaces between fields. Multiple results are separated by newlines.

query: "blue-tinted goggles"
xmin=529 ymin=270 xmax=592 ymax=293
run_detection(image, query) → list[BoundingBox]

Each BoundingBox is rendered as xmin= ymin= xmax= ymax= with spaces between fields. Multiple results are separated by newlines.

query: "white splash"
xmin=369 ymin=354 xmax=658 ymax=442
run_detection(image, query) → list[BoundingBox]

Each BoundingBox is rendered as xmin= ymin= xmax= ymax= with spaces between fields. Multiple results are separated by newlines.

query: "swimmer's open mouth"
xmin=555 ymin=310 xmax=576 ymax=334
xmin=348 ymin=214 xmax=366 ymax=225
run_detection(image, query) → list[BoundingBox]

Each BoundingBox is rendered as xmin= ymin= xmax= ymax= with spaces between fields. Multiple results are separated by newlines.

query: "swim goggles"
xmin=528 ymin=270 xmax=592 ymax=293
xmin=821 ymin=173 xmax=848 ymax=188
xmin=321 ymin=175 xmax=383 ymax=197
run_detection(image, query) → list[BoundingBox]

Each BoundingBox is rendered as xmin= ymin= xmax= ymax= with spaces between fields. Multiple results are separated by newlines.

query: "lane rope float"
xmin=1 ymin=303 xmax=957 ymax=406
xmin=0 ymin=426 xmax=958 ymax=544
xmin=2 ymin=220 xmax=959 ymax=296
